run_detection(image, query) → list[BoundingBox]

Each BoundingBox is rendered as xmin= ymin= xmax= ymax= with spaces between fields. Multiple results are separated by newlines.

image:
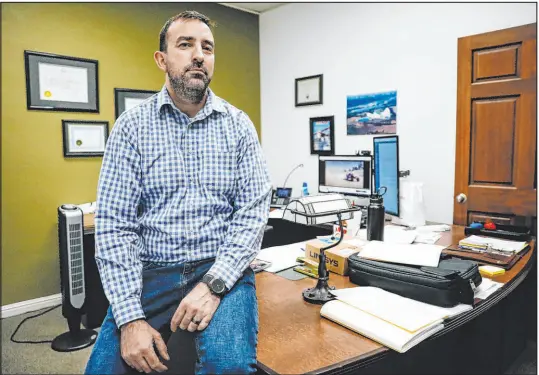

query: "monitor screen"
xmin=373 ymin=136 xmax=399 ymax=216
xmin=319 ymin=156 xmax=371 ymax=196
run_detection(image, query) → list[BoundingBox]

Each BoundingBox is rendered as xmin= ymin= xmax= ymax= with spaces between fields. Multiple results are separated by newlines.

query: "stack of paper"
xmin=383 ymin=226 xmax=418 ymax=244
xmin=474 ymin=278 xmax=504 ymax=300
xmin=255 ymin=241 xmax=306 ymax=273
xmin=357 ymin=240 xmax=445 ymax=267
xmin=353 ymin=226 xmax=442 ymax=245
xmin=321 ymin=287 xmax=472 ymax=353
xmin=459 ymin=235 xmax=527 ymax=254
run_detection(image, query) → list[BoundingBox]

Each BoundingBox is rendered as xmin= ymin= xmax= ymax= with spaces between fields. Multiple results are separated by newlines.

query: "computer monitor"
xmin=373 ymin=136 xmax=399 ymax=217
xmin=319 ymin=155 xmax=372 ymax=197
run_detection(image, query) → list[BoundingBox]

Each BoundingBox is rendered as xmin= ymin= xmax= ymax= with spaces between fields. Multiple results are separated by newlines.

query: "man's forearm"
xmin=208 ymin=186 xmax=271 ymax=289
xmin=95 ymin=215 xmax=145 ymax=328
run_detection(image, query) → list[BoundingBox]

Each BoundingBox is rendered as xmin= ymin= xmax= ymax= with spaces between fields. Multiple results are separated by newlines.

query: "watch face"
xmin=211 ymin=278 xmax=226 ymax=294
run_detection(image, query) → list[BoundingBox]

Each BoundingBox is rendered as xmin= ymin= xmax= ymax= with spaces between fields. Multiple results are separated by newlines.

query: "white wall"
xmin=260 ymin=2 xmax=536 ymax=224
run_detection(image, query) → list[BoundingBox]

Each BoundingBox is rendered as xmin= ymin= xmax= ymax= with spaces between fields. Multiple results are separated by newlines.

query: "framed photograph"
xmin=115 ymin=88 xmax=158 ymax=118
xmin=347 ymin=90 xmax=397 ymax=135
xmin=24 ymin=50 xmax=99 ymax=112
xmin=310 ymin=116 xmax=334 ymax=156
xmin=295 ymin=74 xmax=323 ymax=107
xmin=62 ymin=120 xmax=109 ymax=157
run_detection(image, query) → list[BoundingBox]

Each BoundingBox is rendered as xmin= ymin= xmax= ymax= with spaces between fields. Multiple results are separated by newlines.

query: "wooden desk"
xmin=83 ymin=216 xmax=535 ymax=373
xmin=255 ymin=226 xmax=535 ymax=374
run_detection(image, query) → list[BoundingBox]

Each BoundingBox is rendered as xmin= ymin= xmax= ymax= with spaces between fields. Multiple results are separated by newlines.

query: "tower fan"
xmin=52 ymin=204 xmax=97 ymax=352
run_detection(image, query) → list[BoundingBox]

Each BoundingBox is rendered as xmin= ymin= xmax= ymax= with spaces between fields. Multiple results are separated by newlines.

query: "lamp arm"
xmin=321 ymin=212 xmax=343 ymax=252
xmin=283 ymin=164 xmax=304 ymax=187
xmin=318 ymin=212 xmax=343 ymax=281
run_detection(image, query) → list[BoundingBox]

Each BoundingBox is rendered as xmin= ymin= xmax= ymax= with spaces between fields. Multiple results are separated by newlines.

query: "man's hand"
xmin=120 ymin=320 xmax=170 ymax=373
xmin=171 ymin=282 xmax=221 ymax=332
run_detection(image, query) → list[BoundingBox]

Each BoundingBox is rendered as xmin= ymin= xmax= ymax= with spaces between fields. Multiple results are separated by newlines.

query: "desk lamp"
xmin=282 ymin=194 xmax=360 ymax=304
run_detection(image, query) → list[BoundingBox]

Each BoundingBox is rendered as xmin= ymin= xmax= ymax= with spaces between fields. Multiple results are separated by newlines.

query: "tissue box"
xmin=305 ymin=239 xmax=360 ymax=275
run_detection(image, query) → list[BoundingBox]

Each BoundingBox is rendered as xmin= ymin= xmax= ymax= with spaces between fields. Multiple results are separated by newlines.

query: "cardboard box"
xmin=305 ymin=239 xmax=361 ymax=276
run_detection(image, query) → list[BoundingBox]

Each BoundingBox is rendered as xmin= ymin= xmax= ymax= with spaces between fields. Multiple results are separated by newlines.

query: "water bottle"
xmin=302 ymin=182 xmax=309 ymax=196
xmin=367 ymin=187 xmax=386 ymax=241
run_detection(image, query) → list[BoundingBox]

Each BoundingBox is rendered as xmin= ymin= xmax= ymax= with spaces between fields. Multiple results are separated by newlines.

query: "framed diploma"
xmin=24 ymin=50 xmax=99 ymax=112
xmin=62 ymin=120 xmax=109 ymax=157
xmin=114 ymin=88 xmax=158 ymax=119
xmin=295 ymin=74 xmax=323 ymax=107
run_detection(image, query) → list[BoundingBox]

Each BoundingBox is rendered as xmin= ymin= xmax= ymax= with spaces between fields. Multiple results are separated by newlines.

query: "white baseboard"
xmin=1 ymin=294 xmax=62 ymax=319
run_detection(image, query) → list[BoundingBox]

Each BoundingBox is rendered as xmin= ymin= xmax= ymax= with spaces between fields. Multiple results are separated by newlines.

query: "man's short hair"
xmin=159 ymin=11 xmax=214 ymax=52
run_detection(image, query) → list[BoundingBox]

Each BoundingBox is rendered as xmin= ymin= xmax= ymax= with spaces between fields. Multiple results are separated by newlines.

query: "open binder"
xmin=320 ymin=287 xmax=472 ymax=353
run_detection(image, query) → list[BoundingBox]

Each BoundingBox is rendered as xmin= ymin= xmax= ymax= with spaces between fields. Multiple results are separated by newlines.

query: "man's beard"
xmin=168 ymin=63 xmax=211 ymax=104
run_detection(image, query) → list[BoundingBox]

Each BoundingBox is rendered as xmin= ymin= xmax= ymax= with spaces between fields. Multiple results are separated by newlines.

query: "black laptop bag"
xmin=348 ymin=254 xmax=482 ymax=307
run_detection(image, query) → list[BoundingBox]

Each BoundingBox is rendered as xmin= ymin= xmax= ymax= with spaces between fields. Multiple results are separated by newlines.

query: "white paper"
xmin=297 ymin=78 xmax=320 ymax=103
xmin=268 ymin=209 xmax=285 ymax=219
xmin=38 ymin=62 xmax=89 ymax=103
xmin=343 ymin=238 xmax=368 ymax=248
xmin=124 ymin=97 xmax=146 ymax=111
xmin=474 ymin=279 xmax=503 ymax=299
xmin=321 ymin=299 xmax=445 ymax=353
xmin=356 ymin=229 xmax=367 ymax=240
xmin=352 ymin=227 xmax=426 ymax=245
xmin=383 ymin=225 xmax=417 ymax=244
xmin=358 ymin=241 xmax=444 ymax=267
xmin=415 ymin=225 xmax=451 ymax=233
xmin=69 ymin=125 xmax=105 ymax=152
xmin=330 ymin=287 xmax=472 ymax=333
xmin=414 ymin=232 xmax=442 ymax=245
xmin=255 ymin=241 xmax=306 ymax=273
xmin=460 ymin=235 xmax=527 ymax=253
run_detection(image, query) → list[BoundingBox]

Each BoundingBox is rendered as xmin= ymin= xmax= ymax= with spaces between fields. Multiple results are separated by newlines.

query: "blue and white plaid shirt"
xmin=95 ymin=85 xmax=272 ymax=328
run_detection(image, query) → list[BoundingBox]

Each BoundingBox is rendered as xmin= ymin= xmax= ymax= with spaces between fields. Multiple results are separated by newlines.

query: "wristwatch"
xmin=202 ymin=274 xmax=227 ymax=297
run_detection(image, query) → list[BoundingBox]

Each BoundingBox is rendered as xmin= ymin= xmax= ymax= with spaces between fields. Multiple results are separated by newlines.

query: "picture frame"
xmin=347 ymin=90 xmax=397 ymax=135
xmin=310 ymin=116 xmax=335 ymax=156
xmin=24 ymin=50 xmax=99 ymax=113
xmin=295 ymin=74 xmax=323 ymax=107
xmin=114 ymin=88 xmax=158 ymax=119
xmin=62 ymin=120 xmax=109 ymax=157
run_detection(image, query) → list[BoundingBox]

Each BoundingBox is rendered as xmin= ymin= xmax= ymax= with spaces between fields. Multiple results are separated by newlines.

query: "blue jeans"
xmin=85 ymin=258 xmax=258 ymax=374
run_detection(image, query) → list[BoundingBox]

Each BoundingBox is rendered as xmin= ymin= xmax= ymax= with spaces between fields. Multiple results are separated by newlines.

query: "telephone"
xmin=271 ymin=187 xmax=292 ymax=208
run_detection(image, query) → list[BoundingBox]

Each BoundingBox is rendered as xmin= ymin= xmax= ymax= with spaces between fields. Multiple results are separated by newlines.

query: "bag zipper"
xmin=351 ymin=258 xmax=453 ymax=283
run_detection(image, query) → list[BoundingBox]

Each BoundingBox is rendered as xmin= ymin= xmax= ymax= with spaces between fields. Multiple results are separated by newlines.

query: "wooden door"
xmin=454 ymin=23 xmax=537 ymax=226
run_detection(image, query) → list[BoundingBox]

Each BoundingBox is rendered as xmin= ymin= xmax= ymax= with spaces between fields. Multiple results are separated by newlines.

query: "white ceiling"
xmin=219 ymin=3 xmax=286 ymax=15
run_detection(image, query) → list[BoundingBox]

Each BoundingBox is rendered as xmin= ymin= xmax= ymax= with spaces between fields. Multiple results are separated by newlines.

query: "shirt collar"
xmin=157 ymin=85 xmax=227 ymax=117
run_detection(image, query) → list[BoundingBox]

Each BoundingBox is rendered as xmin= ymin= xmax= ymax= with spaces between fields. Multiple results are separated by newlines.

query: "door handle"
xmin=456 ymin=193 xmax=467 ymax=203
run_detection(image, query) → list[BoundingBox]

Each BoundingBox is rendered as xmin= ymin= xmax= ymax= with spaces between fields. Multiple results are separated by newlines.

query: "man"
xmin=85 ymin=10 xmax=272 ymax=375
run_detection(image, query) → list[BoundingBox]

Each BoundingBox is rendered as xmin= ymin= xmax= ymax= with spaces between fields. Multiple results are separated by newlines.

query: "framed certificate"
xmin=114 ymin=88 xmax=158 ymax=119
xmin=25 ymin=50 xmax=99 ymax=112
xmin=295 ymin=74 xmax=323 ymax=107
xmin=62 ymin=120 xmax=109 ymax=157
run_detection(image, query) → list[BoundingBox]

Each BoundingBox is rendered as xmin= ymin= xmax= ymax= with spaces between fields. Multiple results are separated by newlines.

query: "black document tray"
xmin=464 ymin=223 xmax=532 ymax=242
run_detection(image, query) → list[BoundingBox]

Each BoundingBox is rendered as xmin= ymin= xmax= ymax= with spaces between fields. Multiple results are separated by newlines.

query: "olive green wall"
xmin=1 ymin=3 xmax=260 ymax=305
